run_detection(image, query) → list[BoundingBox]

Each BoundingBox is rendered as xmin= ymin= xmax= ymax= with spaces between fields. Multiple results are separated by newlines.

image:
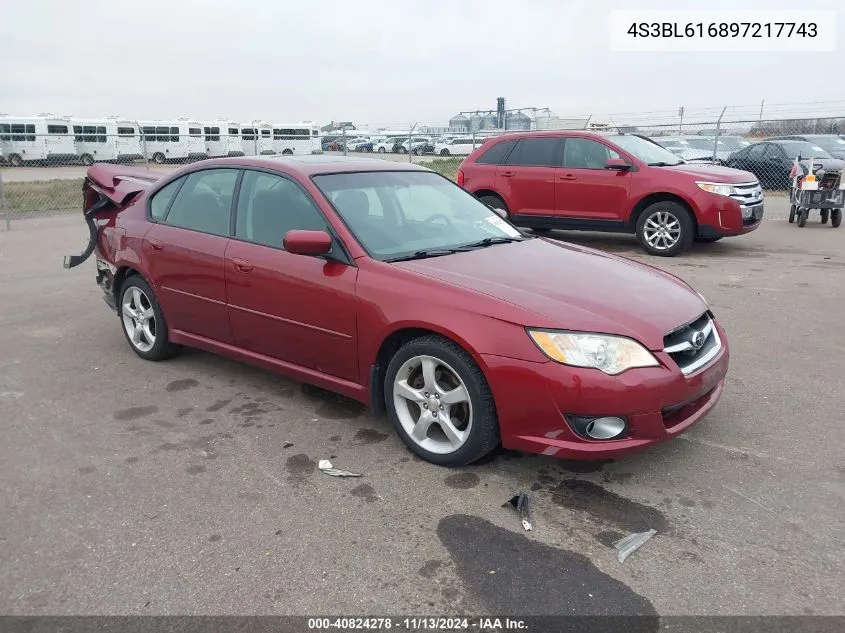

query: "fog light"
xmin=567 ymin=415 xmax=628 ymax=440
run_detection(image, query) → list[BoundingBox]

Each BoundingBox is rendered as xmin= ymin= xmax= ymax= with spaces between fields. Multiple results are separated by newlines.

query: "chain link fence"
xmin=2 ymin=114 xmax=844 ymax=228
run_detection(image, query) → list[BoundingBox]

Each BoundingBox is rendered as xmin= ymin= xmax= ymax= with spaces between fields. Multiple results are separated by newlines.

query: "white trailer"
xmin=70 ymin=118 xmax=143 ymax=165
xmin=241 ymin=121 xmax=275 ymax=156
xmin=0 ymin=115 xmax=77 ymax=166
xmin=137 ymin=119 xmax=208 ymax=164
xmin=272 ymin=122 xmax=320 ymax=155
xmin=203 ymin=120 xmax=244 ymax=158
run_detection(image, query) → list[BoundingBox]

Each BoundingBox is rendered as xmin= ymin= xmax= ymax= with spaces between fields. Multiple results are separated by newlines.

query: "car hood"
xmin=660 ymin=163 xmax=757 ymax=183
xmin=393 ymin=239 xmax=707 ymax=350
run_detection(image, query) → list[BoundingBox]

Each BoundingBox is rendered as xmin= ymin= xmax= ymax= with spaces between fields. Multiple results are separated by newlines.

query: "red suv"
xmin=457 ymin=131 xmax=764 ymax=256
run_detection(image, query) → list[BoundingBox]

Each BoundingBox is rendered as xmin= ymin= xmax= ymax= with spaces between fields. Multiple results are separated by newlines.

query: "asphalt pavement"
xmin=0 ymin=203 xmax=843 ymax=618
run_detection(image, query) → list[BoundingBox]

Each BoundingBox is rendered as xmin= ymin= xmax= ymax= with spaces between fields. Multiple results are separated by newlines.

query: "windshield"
xmin=605 ymin=134 xmax=684 ymax=165
xmin=313 ymin=171 xmax=525 ymax=261
xmin=777 ymin=141 xmax=834 ymax=159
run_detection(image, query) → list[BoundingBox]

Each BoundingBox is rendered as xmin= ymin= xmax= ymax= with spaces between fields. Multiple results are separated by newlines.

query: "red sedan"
xmin=66 ymin=156 xmax=729 ymax=466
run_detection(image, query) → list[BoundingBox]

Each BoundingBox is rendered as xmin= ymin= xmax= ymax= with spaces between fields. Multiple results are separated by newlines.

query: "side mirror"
xmin=283 ymin=230 xmax=333 ymax=256
xmin=605 ymin=158 xmax=632 ymax=171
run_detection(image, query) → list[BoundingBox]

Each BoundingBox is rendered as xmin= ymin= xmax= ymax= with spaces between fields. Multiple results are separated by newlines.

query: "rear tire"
xmin=440 ymin=149 xmax=450 ymax=156
xmin=832 ymin=209 xmax=842 ymax=228
xmin=384 ymin=335 xmax=500 ymax=467
xmin=796 ymin=208 xmax=807 ymax=227
xmin=80 ymin=153 xmax=94 ymax=166
xmin=8 ymin=153 xmax=23 ymax=167
xmin=282 ymin=149 xmax=293 ymax=155
xmin=152 ymin=152 xmax=165 ymax=164
xmin=477 ymin=194 xmax=507 ymax=214
xmin=635 ymin=201 xmax=694 ymax=257
xmin=788 ymin=205 xmax=796 ymax=223
xmin=820 ymin=209 xmax=829 ymax=224
xmin=378 ymin=147 xmax=386 ymax=153
xmin=118 ymin=276 xmax=181 ymax=361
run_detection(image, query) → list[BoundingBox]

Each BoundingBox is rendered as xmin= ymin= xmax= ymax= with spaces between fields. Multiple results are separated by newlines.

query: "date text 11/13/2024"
xmin=307 ymin=617 xmax=528 ymax=630
xmin=626 ymin=22 xmax=818 ymax=38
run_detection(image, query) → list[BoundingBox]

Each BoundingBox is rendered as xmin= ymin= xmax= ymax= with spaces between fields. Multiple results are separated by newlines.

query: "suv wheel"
xmin=385 ymin=335 xmax=500 ymax=467
xmin=478 ymin=194 xmax=507 ymax=214
xmin=635 ymin=201 xmax=694 ymax=257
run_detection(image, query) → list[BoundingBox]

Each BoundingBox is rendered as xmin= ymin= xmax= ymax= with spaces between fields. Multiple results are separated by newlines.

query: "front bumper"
xmin=694 ymin=191 xmax=763 ymax=238
xmin=481 ymin=321 xmax=729 ymax=459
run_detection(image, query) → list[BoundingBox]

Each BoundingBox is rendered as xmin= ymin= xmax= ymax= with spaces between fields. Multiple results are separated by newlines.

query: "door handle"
xmin=232 ymin=257 xmax=253 ymax=273
xmin=148 ymin=238 xmax=164 ymax=251
xmin=558 ymin=174 xmax=577 ymax=181
xmin=501 ymin=171 xmax=515 ymax=177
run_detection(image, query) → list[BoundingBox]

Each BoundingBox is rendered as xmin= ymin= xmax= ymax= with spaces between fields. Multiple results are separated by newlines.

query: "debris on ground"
xmin=283 ymin=442 xmax=294 ymax=449
xmin=318 ymin=459 xmax=362 ymax=478
xmin=502 ymin=492 xmax=533 ymax=531
xmin=613 ymin=529 xmax=657 ymax=563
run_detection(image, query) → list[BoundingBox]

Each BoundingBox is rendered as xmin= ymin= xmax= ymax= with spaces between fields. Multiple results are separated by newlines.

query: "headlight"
xmin=527 ymin=330 xmax=659 ymax=375
xmin=696 ymin=181 xmax=736 ymax=197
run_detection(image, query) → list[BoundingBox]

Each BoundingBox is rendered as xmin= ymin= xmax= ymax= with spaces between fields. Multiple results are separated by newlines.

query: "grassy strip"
xmin=424 ymin=157 xmax=463 ymax=181
xmin=2 ymin=179 xmax=83 ymax=213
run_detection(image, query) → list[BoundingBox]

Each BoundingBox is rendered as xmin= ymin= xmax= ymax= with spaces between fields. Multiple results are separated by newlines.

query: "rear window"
xmin=505 ymin=138 xmax=561 ymax=167
xmin=475 ymin=139 xmax=517 ymax=164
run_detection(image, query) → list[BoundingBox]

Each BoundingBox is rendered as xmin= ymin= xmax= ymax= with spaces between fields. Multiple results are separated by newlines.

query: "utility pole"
xmin=678 ymin=106 xmax=684 ymax=134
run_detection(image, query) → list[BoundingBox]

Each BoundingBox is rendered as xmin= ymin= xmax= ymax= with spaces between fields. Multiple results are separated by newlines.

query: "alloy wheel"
xmin=121 ymin=286 xmax=156 ymax=353
xmin=643 ymin=210 xmax=682 ymax=251
xmin=392 ymin=355 xmax=473 ymax=455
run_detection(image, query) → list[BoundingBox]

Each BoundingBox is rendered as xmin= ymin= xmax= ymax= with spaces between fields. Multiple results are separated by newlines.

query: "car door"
xmin=734 ymin=143 xmax=768 ymax=179
xmin=224 ymin=169 xmax=360 ymax=382
xmin=555 ymin=136 xmax=631 ymax=222
xmin=495 ymin=137 xmax=562 ymax=218
xmin=144 ymin=168 xmax=239 ymax=343
xmin=761 ymin=143 xmax=791 ymax=188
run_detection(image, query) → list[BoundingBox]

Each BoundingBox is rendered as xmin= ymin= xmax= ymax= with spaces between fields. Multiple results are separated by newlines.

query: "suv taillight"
xmin=457 ymin=169 xmax=465 ymax=187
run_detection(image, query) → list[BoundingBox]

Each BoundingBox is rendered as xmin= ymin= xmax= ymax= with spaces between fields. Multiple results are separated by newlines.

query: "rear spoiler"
xmin=63 ymin=165 xmax=162 ymax=269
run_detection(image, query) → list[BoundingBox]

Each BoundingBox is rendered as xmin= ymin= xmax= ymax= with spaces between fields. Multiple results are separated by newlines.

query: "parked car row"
xmin=650 ymin=133 xmax=845 ymax=189
xmin=322 ymin=134 xmax=487 ymax=157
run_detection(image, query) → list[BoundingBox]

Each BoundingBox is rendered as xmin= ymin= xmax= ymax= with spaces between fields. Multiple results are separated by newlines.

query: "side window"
xmin=475 ymin=139 xmax=517 ymax=164
xmin=235 ymin=171 xmax=327 ymax=248
xmin=746 ymin=144 xmax=767 ymax=159
xmin=764 ymin=144 xmax=786 ymax=160
xmin=505 ymin=138 xmax=562 ymax=167
xmin=149 ymin=177 xmax=185 ymax=220
xmin=563 ymin=138 xmax=619 ymax=169
xmin=164 ymin=169 xmax=239 ymax=236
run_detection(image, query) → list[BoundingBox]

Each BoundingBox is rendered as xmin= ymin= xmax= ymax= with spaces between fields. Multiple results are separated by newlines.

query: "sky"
xmin=1 ymin=0 xmax=843 ymax=128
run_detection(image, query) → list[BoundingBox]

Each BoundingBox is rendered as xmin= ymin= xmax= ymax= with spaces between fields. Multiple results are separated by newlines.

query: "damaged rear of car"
xmin=64 ymin=164 xmax=161 ymax=306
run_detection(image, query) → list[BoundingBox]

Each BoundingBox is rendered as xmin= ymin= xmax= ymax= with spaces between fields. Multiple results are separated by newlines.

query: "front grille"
xmin=730 ymin=181 xmax=763 ymax=208
xmin=663 ymin=312 xmax=722 ymax=376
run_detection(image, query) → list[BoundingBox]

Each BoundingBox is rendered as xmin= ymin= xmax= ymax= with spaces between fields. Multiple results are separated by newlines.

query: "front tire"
xmin=635 ymin=201 xmax=694 ymax=257
xmin=152 ymin=152 xmax=165 ymax=164
xmin=80 ymin=153 xmax=94 ymax=166
xmin=119 ymin=276 xmax=181 ymax=361
xmin=378 ymin=147 xmax=386 ymax=153
xmin=820 ymin=209 xmax=829 ymax=224
xmin=8 ymin=153 xmax=23 ymax=167
xmin=440 ymin=149 xmax=450 ymax=156
xmin=385 ymin=335 xmax=500 ymax=467
xmin=789 ymin=205 xmax=796 ymax=223
xmin=796 ymin=208 xmax=807 ymax=227
xmin=831 ymin=209 xmax=842 ymax=228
